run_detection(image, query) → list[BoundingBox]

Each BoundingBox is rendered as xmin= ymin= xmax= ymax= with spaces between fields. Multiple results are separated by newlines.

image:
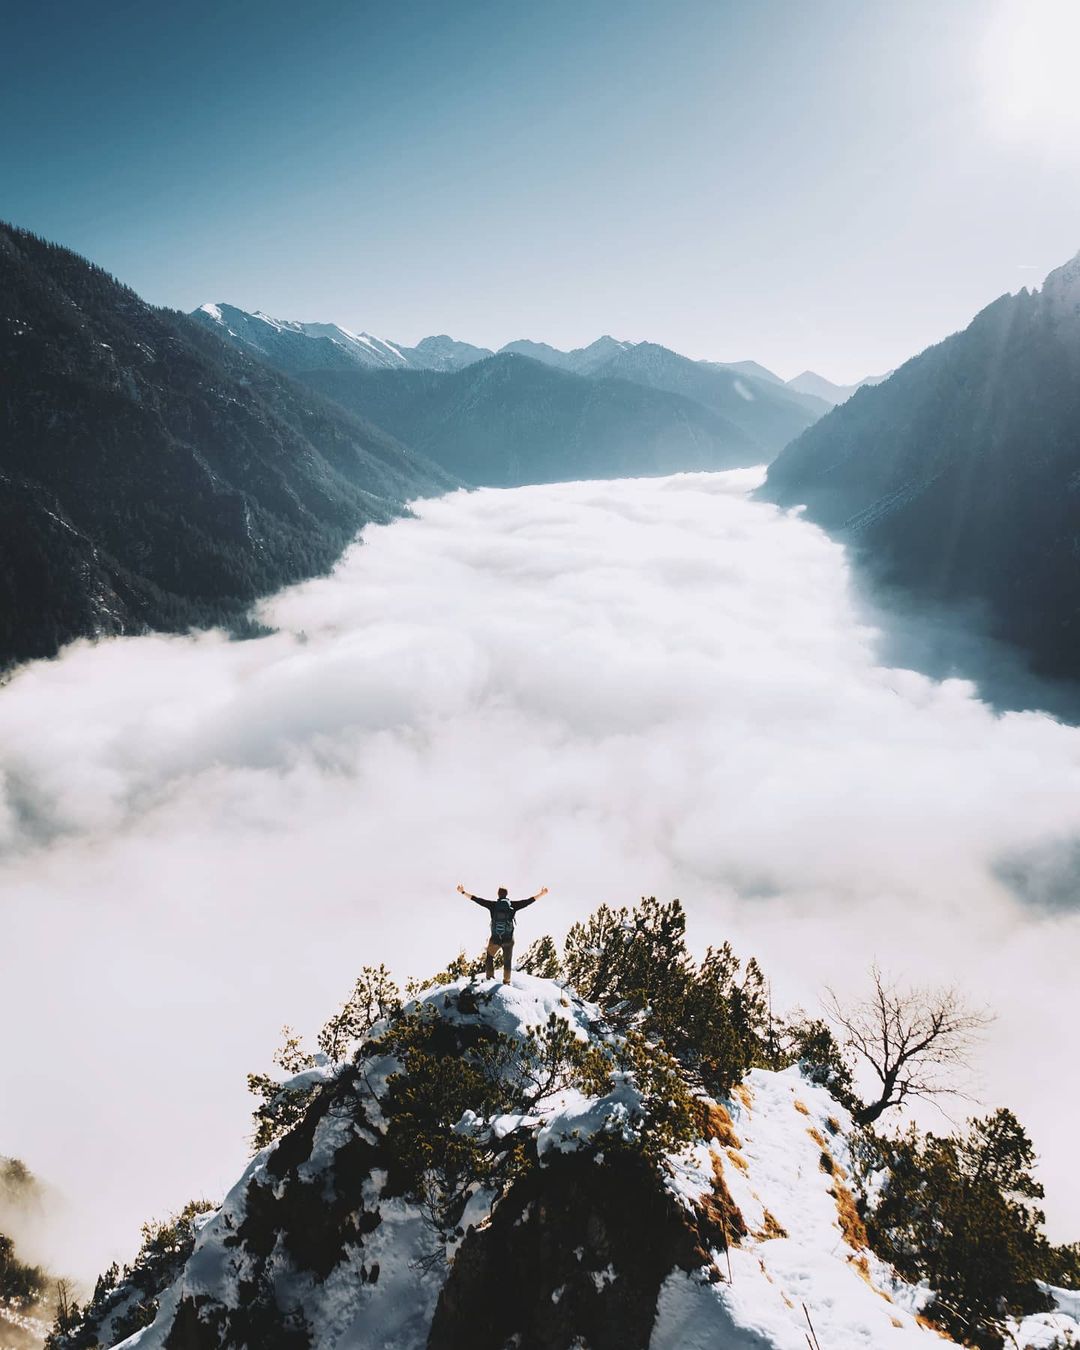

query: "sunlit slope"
xmin=759 ymin=251 xmax=1080 ymax=677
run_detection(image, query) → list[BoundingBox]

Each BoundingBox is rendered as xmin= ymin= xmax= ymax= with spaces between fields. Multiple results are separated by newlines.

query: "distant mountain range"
xmin=0 ymin=225 xmax=454 ymax=668
xmin=582 ymin=342 xmax=829 ymax=455
xmin=0 ymin=225 xmax=831 ymax=667
xmin=496 ymin=335 xmax=634 ymax=375
xmin=299 ymin=356 xmax=760 ymax=487
xmin=193 ymin=304 xmax=882 ymax=409
xmin=0 ymin=218 xmax=888 ymax=669
xmin=193 ymin=305 xmax=831 ymax=462
xmin=192 ymin=304 xmax=493 ymax=374
xmin=760 ymin=249 xmax=1080 ymax=679
xmin=786 ymin=369 xmax=892 ymax=406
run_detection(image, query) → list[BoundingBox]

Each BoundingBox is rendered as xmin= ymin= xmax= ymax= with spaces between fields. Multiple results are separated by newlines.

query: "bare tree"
xmin=824 ymin=966 xmax=991 ymax=1126
xmin=53 ymin=1277 xmax=80 ymax=1333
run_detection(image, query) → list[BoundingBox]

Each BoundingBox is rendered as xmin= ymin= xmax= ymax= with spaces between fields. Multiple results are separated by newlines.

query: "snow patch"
xmin=537 ymin=1074 xmax=645 ymax=1156
xmin=100 ymin=980 xmax=1078 ymax=1350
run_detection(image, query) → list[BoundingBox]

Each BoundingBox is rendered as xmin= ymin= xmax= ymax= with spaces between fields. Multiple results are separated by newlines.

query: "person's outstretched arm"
xmin=512 ymin=886 xmax=549 ymax=911
xmin=457 ymin=883 xmax=494 ymax=910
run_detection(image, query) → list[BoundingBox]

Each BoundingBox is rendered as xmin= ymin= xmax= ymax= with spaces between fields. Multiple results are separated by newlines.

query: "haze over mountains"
xmin=298 ymin=357 xmax=760 ymax=487
xmin=192 ymin=303 xmax=883 ymax=408
xmin=10 ymin=216 xmax=1080 ymax=689
xmin=786 ymin=368 xmax=891 ymax=405
xmin=497 ymin=334 xmax=632 ymax=374
xmin=760 ymin=249 xmax=1080 ymax=680
xmin=0 ymin=224 xmax=828 ymax=668
xmin=193 ymin=302 xmax=832 ymax=469
xmin=8 ymin=220 xmax=1080 ymax=1344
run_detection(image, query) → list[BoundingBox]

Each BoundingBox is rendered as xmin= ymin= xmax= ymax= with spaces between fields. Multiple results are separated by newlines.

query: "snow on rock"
xmin=98 ymin=979 xmax=1077 ymax=1350
xmin=652 ymin=1068 xmax=1080 ymax=1349
xmin=1016 ymin=1309 xmax=1080 ymax=1348
xmin=538 ymin=1075 xmax=647 ymax=1156
xmin=1014 ymin=1286 xmax=1080 ymax=1348
xmin=116 ymin=1094 xmax=443 ymax=1350
xmin=1047 ymin=1285 xmax=1080 ymax=1322
xmin=651 ymin=1067 xmax=946 ymax=1348
xmin=296 ymin=323 xmax=410 ymax=367
xmin=418 ymin=971 xmax=602 ymax=1042
xmin=112 ymin=976 xmax=606 ymax=1350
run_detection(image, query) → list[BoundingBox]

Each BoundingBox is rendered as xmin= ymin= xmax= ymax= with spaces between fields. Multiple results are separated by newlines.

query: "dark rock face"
xmin=163 ymin=1070 xmax=381 ymax=1350
xmin=759 ymin=253 xmax=1080 ymax=680
xmin=428 ymin=1148 xmax=740 ymax=1350
xmin=0 ymin=223 xmax=453 ymax=667
xmin=239 ymin=1097 xmax=381 ymax=1282
xmin=163 ymin=1292 xmax=313 ymax=1350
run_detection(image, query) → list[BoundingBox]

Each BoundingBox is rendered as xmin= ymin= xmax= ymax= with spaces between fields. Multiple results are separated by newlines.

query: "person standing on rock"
xmin=456 ymin=883 xmax=549 ymax=984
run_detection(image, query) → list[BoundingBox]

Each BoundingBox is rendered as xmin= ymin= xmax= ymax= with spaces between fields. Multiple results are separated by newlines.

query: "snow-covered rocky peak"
xmin=295 ymin=323 xmax=409 ymax=367
xmin=189 ymin=305 xmax=495 ymax=373
xmin=97 ymin=975 xmax=1076 ymax=1350
xmin=191 ymin=303 xmax=411 ymax=370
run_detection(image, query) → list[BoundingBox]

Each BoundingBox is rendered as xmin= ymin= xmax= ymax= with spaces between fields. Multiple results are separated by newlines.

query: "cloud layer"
xmin=2 ymin=470 xmax=1079 ymax=1277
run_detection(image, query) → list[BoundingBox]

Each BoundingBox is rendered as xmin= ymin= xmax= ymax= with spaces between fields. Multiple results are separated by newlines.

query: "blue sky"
xmin=3 ymin=0 xmax=1079 ymax=381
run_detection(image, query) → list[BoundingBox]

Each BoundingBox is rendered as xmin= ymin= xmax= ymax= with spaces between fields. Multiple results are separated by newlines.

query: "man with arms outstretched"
xmin=456 ymin=883 xmax=549 ymax=984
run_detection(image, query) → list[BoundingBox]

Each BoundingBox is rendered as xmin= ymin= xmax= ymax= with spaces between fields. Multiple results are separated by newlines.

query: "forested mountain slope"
xmin=195 ymin=311 xmax=829 ymax=468
xmin=1 ymin=1158 xmax=54 ymax=1350
xmin=300 ymin=354 xmax=763 ymax=486
xmin=0 ymin=225 xmax=454 ymax=667
xmin=191 ymin=305 xmax=495 ymax=375
xmin=590 ymin=342 xmax=828 ymax=458
xmin=759 ymin=251 xmax=1080 ymax=678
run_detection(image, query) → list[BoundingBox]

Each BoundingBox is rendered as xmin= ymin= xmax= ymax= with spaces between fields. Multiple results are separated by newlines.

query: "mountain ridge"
xmin=0 ymin=225 xmax=454 ymax=668
xmin=44 ymin=963 xmax=1080 ymax=1350
xmin=587 ymin=341 xmax=828 ymax=457
xmin=758 ymin=249 xmax=1080 ymax=678
xmin=197 ymin=301 xmax=829 ymax=468
xmin=785 ymin=369 xmax=892 ymax=406
xmin=298 ymin=353 xmax=764 ymax=486
xmin=191 ymin=303 xmax=881 ymax=422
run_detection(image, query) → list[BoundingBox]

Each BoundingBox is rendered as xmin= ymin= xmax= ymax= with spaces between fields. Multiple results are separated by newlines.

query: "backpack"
xmin=490 ymin=901 xmax=515 ymax=944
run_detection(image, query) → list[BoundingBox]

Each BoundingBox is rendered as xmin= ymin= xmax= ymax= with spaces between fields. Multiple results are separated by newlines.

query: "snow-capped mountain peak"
xmin=295 ymin=322 xmax=410 ymax=366
xmin=190 ymin=303 xmax=495 ymax=373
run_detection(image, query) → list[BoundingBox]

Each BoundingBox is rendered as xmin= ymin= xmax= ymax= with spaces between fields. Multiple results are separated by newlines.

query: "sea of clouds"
xmin=2 ymin=469 xmax=1079 ymax=1278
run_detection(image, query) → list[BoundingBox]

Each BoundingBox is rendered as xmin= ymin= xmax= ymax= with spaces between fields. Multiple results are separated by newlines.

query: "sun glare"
xmin=982 ymin=0 xmax=1080 ymax=148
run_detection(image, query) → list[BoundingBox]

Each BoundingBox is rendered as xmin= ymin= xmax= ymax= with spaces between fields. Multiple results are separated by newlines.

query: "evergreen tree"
xmin=861 ymin=1110 xmax=1055 ymax=1348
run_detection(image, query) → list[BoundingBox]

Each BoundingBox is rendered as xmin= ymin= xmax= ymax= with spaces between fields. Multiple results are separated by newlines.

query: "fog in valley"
xmin=3 ymin=469 xmax=1079 ymax=1278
